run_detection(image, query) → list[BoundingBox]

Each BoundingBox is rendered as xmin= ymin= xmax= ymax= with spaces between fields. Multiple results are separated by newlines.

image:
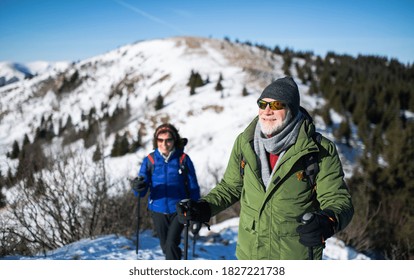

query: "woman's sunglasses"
xmin=257 ymin=99 xmax=286 ymax=110
xmin=157 ymin=138 xmax=174 ymax=144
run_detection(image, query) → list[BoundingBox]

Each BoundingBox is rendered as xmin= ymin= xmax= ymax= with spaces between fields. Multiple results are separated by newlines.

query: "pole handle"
xmin=301 ymin=212 xmax=314 ymax=260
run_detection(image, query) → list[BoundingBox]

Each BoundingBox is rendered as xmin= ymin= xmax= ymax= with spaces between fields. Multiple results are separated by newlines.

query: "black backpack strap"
xmin=304 ymin=132 xmax=322 ymax=188
xmin=178 ymin=153 xmax=191 ymax=198
xmin=146 ymin=152 xmax=155 ymax=176
xmin=178 ymin=153 xmax=187 ymax=175
xmin=304 ymin=153 xmax=319 ymax=187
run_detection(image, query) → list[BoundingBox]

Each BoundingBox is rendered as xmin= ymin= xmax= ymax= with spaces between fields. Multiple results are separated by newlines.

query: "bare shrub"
xmin=1 ymin=136 xmax=160 ymax=257
xmin=0 ymin=215 xmax=32 ymax=257
xmin=96 ymin=183 xmax=153 ymax=238
xmin=5 ymin=155 xmax=101 ymax=254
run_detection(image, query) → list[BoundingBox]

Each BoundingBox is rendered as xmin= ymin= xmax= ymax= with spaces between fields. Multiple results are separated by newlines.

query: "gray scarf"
xmin=254 ymin=111 xmax=304 ymax=188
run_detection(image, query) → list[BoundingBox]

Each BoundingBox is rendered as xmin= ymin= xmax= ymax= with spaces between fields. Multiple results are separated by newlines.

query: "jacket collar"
xmin=154 ymin=148 xmax=182 ymax=162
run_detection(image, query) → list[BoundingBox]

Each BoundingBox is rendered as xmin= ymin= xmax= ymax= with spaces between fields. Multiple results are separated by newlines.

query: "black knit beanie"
xmin=258 ymin=76 xmax=300 ymax=116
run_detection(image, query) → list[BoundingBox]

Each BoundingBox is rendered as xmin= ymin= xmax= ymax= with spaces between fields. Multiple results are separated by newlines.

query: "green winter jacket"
xmin=203 ymin=113 xmax=354 ymax=260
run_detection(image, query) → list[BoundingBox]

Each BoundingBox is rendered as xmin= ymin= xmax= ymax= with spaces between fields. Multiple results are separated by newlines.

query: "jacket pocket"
xmin=277 ymin=221 xmax=308 ymax=259
xmin=237 ymin=205 xmax=258 ymax=258
xmin=240 ymin=203 xmax=257 ymax=233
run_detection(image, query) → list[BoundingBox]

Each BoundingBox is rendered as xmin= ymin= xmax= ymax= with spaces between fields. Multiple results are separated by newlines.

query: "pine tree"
xmin=190 ymin=84 xmax=196 ymax=96
xmin=65 ymin=115 xmax=73 ymax=130
xmin=0 ymin=170 xmax=6 ymax=207
xmin=272 ymin=45 xmax=282 ymax=55
xmin=309 ymin=80 xmax=319 ymax=95
xmin=7 ymin=168 xmax=14 ymax=186
xmin=22 ymin=134 xmax=30 ymax=147
xmin=111 ymin=133 xmax=121 ymax=157
xmin=215 ymin=73 xmax=224 ymax=92
xmin=92 ymin=144 xmax=102 ymax=162
xmin=194 ymin=72 xmax=204 ymax=87
xmin=187 ymin=70 xmax=205 ymax=95
xmin=155 ymin=93 xmax=164 ymax=110
xmin=295 ymin=62 xmax=306 ymax=83
xmin=218 ymin=73 xmax=223 ymax=83
xmin=0 ymin=184 xmax=5 ymax=208
xmin=119 ymin=133 xmax=130 ymax=156
xmin=319 ymin=104 xmax=333 ymax=127
xmin=110 ymin=133 xmax=129 ymax=157
xmin=10 ymin=140 xmax=20 ymax=159
xmin=335 ymin=119 xmax=352 ymax=146
xmin=282 ymin=51 xmax=292 ymax=76
xmin=215 ymin=80 xmax=223 ymax=91
xmin=187 ymin=70 xmax=196 ymax=87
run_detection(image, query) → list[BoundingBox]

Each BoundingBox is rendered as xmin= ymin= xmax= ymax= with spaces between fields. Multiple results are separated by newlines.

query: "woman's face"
xmin=156 ymin=132 xmax=174 ymax=156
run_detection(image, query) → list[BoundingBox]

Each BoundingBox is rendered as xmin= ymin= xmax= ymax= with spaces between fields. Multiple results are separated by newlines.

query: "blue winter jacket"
xmin=135 ymin=149 xmax=201 ymax=214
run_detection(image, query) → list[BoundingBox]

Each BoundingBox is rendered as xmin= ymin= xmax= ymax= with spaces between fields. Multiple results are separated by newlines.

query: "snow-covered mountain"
xmin=0 ymin=36 xmax=361 ymax=259
xmin=0 ymin=61 xmax=70 ymax=87
xmin=0 ymin=36 xmax=355 ymax=188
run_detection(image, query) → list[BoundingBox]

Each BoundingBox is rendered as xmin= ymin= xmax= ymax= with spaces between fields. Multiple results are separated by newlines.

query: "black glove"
xmin=130 ymin=176 xmax=146 ymax=193
xmin=176 ymin=199 xmax=211 ymax=225
xmin=296 ymin=209 xmax=337 ymax=247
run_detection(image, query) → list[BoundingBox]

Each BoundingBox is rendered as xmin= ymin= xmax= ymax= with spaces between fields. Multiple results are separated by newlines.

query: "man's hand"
xmin=176 ymin=199 xmax=211 ymax=225
xmin=296 ymin=209 xmax=337 ymax=247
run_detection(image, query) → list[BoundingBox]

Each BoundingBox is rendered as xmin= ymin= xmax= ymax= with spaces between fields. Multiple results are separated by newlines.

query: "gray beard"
xmin=259 ymin=110 xmax=293 ymax=136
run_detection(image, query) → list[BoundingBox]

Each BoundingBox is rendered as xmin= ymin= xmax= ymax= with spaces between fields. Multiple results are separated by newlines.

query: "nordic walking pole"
xmin=132 ymin=176 xmax=145 ymax=256
xmin=191 ymin=222 xmax=201 ymax=259
xmin=179 ymin=199 xmax=191 ymax=260
xmin=183 ymin=220 xmax=189 ymax=260
xmin=192 ymin=232 xmax=197 ymax=259
xmin=301 ymin=212 xmax=314 ymax=260
xmin=136 ymin=190 xmax=141 ymax=255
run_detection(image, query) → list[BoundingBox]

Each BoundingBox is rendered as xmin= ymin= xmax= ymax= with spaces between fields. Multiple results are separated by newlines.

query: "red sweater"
xmin=268 ymin=153 xmax=279 ymax=170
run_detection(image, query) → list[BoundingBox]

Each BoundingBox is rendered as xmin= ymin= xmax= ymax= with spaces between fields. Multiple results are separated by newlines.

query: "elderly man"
xmin=177 ymin=76 xmax=354 ymax=260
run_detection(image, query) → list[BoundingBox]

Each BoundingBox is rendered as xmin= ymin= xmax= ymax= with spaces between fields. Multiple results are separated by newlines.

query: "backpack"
xmin=146 ymin=152 xmax=190 ymax=197
xmin=240 ymin=132 xmax=322 ymax=188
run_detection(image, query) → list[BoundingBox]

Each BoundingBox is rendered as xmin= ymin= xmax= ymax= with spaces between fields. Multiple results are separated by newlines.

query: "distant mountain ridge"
xmin=0 ymin=61 xmax=70 ymax=87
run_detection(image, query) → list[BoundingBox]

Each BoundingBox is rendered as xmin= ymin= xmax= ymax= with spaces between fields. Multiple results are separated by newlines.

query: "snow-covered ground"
xmin=1 ymin=217 xmax=368 ymax=261
xmin=2 ymin=218 xmax=407 ymax=280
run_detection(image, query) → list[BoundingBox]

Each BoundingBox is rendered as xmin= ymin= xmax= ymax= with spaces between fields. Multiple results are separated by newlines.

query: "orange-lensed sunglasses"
xmin=257 ymin=99 xmax=286 ymax=110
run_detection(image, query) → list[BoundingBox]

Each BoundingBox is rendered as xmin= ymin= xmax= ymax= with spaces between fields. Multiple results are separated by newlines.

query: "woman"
xmin=132 ymin=123 xmax=200 ymax=260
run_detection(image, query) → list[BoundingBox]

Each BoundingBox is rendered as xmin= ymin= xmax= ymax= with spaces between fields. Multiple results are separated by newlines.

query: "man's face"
xmin=156 ymin=132 xmax=174 ymax=156
xmin=258 ymin=98 xmax=288 ymax=136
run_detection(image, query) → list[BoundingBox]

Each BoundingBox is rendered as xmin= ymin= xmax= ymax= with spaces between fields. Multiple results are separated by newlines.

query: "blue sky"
xmin=1 ymin=0 xmax=413 ymax=64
